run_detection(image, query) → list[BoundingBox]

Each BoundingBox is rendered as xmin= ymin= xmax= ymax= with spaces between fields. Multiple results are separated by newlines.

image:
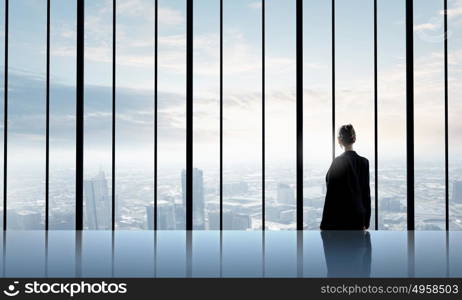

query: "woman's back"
xmin=320 ymin=150 xmax=371 ymax=230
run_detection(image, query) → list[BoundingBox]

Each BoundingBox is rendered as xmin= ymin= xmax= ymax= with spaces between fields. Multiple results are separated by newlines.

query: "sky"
xmin=0 ymin=0 xmax=460 ymax=175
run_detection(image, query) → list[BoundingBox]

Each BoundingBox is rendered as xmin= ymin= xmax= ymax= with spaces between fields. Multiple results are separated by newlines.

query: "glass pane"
xmin=335 ymin=0 xmax=376 ymax=229
xmin=449 ymin=0 xmax=462 ymax=230
xmin=115 ymin=0 xmax=155 ymax=230
xmin=377 ymin=0 xmax=407 ymax=230
xmin=0 ymin=0 xmax=4 ymax=228
xmin=414 ymin=0 xmax=445 ymax=230
xmin=49 ymin=0 xmax=76 ymax=229
xmin=303 ymin=0 xmax=332 ymax=230
xmin=7 ymin=0 xmax=47 ymax=229
xmin=157 ymin=0 xmax=186 ymax=229
xmin=193 ymin=0 xmax=220 ymax=230
xmin=223 ymin=0 xmax=262 ymax=230
xmin=84 ymin=0 xmax=113 ymax=230
xmin=265 ymin=0 xmax=296 ymax=230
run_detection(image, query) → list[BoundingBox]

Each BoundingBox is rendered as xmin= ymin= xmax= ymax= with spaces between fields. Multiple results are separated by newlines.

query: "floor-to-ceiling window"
xmin=335 ymin=0 xmax=376 ymax=229
xmin=83 ymin=0 xmax=113 ymax=230
xmin=49 ymin=0 xmax=76 ymax=230
xmin=192 ymin=0 xmax=220 ymax=230
xmin=377 ymin=0 xmax=407 ymax=230
xmin=0 ymin=0 xmax=5 ymax=228
xmin=303 ymin=0 xmax=332 ymax=230
xmin=264 ymin=0 xmax=297 ymax=230
xmin=157 ymin=0 xmax=186 ymax=230
xmin=414 ymin=0 xmax=446 ymax=230
xmin=223 ymin=0 xmax=262 ymax=230
xmin=449 ymin=0 xmax=462 ymax=230
xmin=115 ymin=0 xmax=155 ymax=230
xmin=8 ymin=0 xmax=47 ymax=229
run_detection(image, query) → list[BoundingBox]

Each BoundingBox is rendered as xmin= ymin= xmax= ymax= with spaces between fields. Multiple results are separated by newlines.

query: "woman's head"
xmin=338 ymin=124 xmax=356 ymax=148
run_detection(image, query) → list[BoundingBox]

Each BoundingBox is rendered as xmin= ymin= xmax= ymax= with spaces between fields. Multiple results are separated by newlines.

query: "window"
xmin=377 ymin=0 xmax=407 ymax=230
xmin=303 ymin=0 xmax=332 ymax=230
xmin=414 ymin=0 xmax=445 ymax=230
xmin=193 ymin=0 xmax=220 ymax=230
xmin=223 ymin=0 xmax=262 ymax=230
xmin=49 ymin=0 xmax=76 ymax=230
xmin=0 ymin=0 xmax=458 ymax=232
xmin=449 ymin=0 xmax=462 ymax=230
xmin=265 ymin=0 xmax=297 ymax=230
xmin=157 ymin=0 xmax=186 ymax=230
xmin=8 ymin=0 xmax=47 ymax=229
xmin=83 ymin=0 xmax=113 ymax=230
xmin=335 ymin=0 xmax=376 ymax=229
xmin=115 ymin=0 xmax=155 ymax=230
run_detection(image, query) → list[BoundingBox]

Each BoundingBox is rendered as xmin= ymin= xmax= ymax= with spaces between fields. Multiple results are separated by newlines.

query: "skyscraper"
xmin=9 ymin=209 xmax=42 ymax=229
xmin=84 ymin=171 xmax=111 ymax=230
xmin=277 ymin=183 xmax=295 ymax=204
xmin=181 ymin=168 xmax=205 ymax=229
xmin=146 ymin=205 xmax=154 ymax=230
xmin=453 ymin=180 xmax=462 ymax=204
xmin=158 ymin=200 xmax=177 ymax=229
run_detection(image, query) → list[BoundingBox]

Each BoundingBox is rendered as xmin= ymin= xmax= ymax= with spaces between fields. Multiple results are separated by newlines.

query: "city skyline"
xmin=3 ymin=162 xmax=462 ymax=231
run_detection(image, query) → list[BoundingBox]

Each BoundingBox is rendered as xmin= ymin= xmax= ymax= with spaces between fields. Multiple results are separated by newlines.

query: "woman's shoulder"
xmin=338 ymin=151 xmax=369 ymax=166
xmin=331 ymin=154 xmax=349 ymax=169
xmin=356 ymin=154 xmax=369 ymax=167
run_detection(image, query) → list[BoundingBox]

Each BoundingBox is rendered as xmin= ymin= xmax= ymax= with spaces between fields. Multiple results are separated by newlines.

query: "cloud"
xmin=447 ymin=0 xmax=462 ymax=20
xmin=414 ymin=23 xmax=439 ymax=32
xmin=248 ymin=2 xmax=262 ymax=10
xmin=158 ymin=6 xmax=185 ymax=26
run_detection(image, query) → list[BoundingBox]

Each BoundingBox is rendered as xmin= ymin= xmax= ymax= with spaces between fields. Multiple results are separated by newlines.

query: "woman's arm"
xmin=363 ymin=159 xmax=371 ymax=229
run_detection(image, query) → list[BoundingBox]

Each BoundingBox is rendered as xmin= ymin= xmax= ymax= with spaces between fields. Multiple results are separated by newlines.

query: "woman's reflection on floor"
xmin=321 ymin=230 xmax=371 ymax=277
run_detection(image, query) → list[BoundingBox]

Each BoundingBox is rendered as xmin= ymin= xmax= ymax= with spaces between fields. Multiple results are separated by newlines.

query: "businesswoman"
xmin=320 ymin=124 xmax=371 ymax=230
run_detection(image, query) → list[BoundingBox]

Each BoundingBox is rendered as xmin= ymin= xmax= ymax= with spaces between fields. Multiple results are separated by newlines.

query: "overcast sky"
xmin=0 ymin=0 xmax=461 ymax=175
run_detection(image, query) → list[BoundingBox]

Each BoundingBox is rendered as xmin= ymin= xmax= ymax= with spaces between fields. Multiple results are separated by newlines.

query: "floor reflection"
xmin=321 ymin=231 xmax=371 ymax=277
xmin=0 ymin=230 xmax=460 ymax=278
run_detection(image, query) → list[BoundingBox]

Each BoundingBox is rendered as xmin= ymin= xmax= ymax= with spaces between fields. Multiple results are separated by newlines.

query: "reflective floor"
xmin=0 ymin=230 xmax=460 ymax=278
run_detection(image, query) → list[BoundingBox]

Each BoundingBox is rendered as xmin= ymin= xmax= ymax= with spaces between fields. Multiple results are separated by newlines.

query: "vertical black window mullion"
xmin=405 ymin=0 xmax=415 ymax=231
xmin=2 ymin=0 xmax=7 ymax=231
xmin=331 ymin=0 xmax=336 ymax=162
xmin=262 ymin=0 xmax=265 ymax=231
xmin=186 ymin=0 xmax=193 ymax=231
xmin=154 ymin=0 xmax=158 ymax=231
xmin=76 ymin=0 xmax=85 ymax=231
xmin=444 ymin=0 xmax=449 ymax=231
xmin=111 ymin=0 xmax=116 ymax=231
xmin=296 ymin=0 xmax=303 ymax=230
xmin=45 ymin=0 xmax=50 ymax=231
xmin=374 ymin=0 xmax=378 ymax=230
xmin=219 ymin=0 xmax=223 ymax=231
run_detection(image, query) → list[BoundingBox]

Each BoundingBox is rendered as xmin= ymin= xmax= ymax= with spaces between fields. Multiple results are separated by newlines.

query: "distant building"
xmin=381 ymin=197 xmax=402 ymax=213
xmin=279 ymin=209 xmax=296 ymax=224
xmin=158 ymin=200 xmax=176 ymax=229
xmin=213 ymin=210 xmax=251 ymax=230
xmin=303 ymin=207 xmax=321 ymax=224
xmin=231 ymin=213 xmax=251 ymax=230
xmin=49 ymin=209 xmax=74 ymax=230
xmin=84 ymin=171 xmax=111 ymax=230
xmin=174 ymin=202 xmax=185 ymax=228
xmin=9 ymin=209 xmax=41 ymax=229
xmin=181 ymin=168 xmax=205 ymax=229
xmin=207 ymin=209 xmax=220 ymax=230
xmin=277 ymin=183 xmax=294 ymax=204
xmin=304 ymin=196 xmax=325 ymax=209
xmin=146 ymin=205 xmax=154 ymax=230
xmin=224 ymin=182 xmax=248 ymax=196
xmin=453 ymin=181 xmax=462 ymax=204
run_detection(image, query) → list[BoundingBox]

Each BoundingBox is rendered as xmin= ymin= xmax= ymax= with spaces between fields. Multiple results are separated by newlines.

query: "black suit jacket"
xmin=320 ymin=151 xmax=371 ymax=230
